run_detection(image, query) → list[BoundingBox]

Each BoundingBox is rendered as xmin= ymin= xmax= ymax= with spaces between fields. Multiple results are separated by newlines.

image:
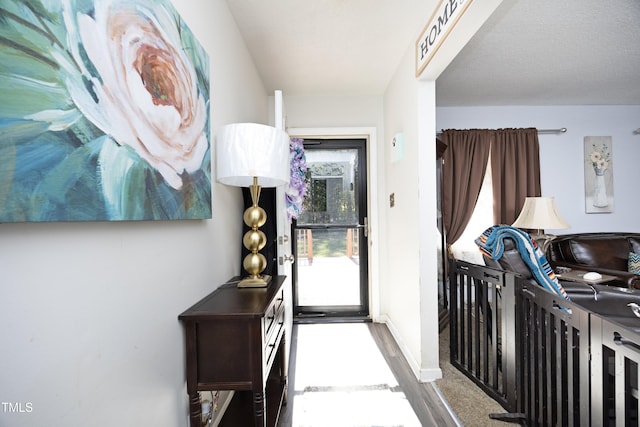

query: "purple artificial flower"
xmin=285 ymin=138 xmax=308 ymax=221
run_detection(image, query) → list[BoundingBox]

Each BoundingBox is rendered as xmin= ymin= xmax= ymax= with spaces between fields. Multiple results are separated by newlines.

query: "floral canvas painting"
xmin=584 ymin=136 xmax=613 ymax=213
xmin=0 ymin=0 xmax=211 ymax=222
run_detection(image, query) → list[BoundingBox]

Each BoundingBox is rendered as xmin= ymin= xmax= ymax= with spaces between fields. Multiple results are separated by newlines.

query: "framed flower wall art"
xmin=584 ymin=136 xmax=614 ymax=213
xmin=0 ymin=0 xmax=211 ymax=222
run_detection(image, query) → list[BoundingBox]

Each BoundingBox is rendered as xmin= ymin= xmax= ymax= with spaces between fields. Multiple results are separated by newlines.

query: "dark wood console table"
xmin=179 ymin=276 xmax=287 ymax=427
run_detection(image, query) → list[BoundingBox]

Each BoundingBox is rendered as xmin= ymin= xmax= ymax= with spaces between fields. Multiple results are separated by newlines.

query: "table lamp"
xmin=216 ymin=123 xmax=290 ymax=287
xmin=512 ymin=196 xmax=570 ymax=253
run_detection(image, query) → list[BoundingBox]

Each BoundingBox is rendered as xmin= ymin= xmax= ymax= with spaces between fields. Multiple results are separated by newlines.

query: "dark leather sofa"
xmin=482 ymin=235 xmax=640 ymax=331
xmin=547 ymin=232 xmax=640 ymax=289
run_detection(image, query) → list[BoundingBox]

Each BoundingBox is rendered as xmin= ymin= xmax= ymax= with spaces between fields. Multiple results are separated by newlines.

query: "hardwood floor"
xmin=277 ymin=322 xmax=459 ymax=426
xmin=368 ymin=323 xmax=459 ymax=426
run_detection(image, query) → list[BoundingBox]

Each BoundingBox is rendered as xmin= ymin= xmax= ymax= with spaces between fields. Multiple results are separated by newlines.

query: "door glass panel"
xmin=295 ymin=227 xmax=360 ymax=307
xmin=298 ymin=149 xmax=359 ymax=226
xmin=293 ymin=145 xmax=367 ymax=316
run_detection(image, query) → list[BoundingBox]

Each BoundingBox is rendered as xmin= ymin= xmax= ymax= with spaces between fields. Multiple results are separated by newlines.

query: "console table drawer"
xmin=263 ymin=288 xmax=284 ymax=342
xmin=264 ymin=303 xmax=285 ymax=373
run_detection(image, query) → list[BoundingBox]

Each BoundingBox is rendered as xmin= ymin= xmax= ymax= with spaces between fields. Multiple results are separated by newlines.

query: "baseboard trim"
xmin=377 ymin=315 xmax=443 ymax=382
xmin=377 ymin=315 xmax=421 ymax=380
xmin=420 ymin=367 xmax=443 ymax=382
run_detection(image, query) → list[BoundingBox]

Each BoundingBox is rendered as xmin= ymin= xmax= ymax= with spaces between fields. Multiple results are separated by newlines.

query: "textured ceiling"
xmin=436 ymin=0 xmax=640 ymax=106
xmin=226 ymin=0 xmax=438 ymax=96
xmin=226 ymin=0 xmax=640 ymax=106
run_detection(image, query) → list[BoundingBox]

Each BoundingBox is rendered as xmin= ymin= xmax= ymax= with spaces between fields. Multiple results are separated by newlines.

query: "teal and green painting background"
xmin=0 ymin=0 xmax=211 ymax=222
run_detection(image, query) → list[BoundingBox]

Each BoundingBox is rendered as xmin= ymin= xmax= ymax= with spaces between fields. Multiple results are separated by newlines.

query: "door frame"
xmin=292 ymin=139 xmax=368 ymax=318
xmin=288 ymin=127 xmax=380 ymax=321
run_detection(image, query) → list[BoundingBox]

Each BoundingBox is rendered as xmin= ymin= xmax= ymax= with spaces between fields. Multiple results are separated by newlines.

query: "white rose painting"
xmin=0 ymin=0 xmax=211 ymax=221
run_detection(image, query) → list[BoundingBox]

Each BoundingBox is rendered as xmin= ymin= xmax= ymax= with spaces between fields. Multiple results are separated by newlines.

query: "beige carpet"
xmin=435 ymin=326 xmax=510 ymax=426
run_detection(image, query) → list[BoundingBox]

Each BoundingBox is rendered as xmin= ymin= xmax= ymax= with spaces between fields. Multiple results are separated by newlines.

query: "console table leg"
xmin=252 ymin=391 xmax=266 ymax=427
xmin=188 ymin=392 xmax=201 ymax=427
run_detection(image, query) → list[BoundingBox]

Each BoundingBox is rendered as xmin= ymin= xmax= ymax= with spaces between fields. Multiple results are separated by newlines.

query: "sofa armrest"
xmin=551 ymin=261 xmax=640 ymax=289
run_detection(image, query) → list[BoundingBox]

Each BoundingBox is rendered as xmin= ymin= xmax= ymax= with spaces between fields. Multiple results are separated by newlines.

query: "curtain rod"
xmin=436 ymin=128 xmax=567 ymax=137
xmin=538 ymin=127 xmax=567 ymax=134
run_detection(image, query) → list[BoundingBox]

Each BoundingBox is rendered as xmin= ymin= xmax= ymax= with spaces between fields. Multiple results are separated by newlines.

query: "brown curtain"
xmin=490 ymin=128 xmax=541 ymax=224
xmin=441 ymin=129 xmax=492 ymax=246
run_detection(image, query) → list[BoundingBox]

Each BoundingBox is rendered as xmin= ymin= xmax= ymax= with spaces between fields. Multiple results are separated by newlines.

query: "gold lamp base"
xmin=238 ymin=274 xmax=272 ymax=288
xmin=238 ymin=177 xmax=271 ymax=289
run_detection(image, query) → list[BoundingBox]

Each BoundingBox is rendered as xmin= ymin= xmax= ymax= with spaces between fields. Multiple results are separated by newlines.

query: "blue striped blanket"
xmin=475 ymin=225 xmax=568 ymax=300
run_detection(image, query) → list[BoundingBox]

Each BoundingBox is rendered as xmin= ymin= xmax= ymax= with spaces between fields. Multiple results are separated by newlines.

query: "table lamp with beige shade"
xmin=512 ymin=196 xmax=570 ymax=253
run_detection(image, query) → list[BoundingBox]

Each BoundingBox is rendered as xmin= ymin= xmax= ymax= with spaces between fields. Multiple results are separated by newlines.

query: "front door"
xmin=293 ymin=139 xmax=369 ymax=320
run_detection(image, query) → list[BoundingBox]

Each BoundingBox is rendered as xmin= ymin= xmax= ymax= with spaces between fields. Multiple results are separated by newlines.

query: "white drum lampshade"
xmin=216 ymin=123 xmax=290 ymax=188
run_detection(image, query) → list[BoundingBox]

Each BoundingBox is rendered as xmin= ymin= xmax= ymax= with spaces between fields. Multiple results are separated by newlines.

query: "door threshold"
xmin=294 ymin=315 xmax=371 ymax=324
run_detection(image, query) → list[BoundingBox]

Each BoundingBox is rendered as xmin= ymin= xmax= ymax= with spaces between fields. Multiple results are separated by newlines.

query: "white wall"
xmin=381 ymin=44 xmax=442 ymax=381
xmin=381 ymin=46 xmax=423 ymax=376
xmin=0 ymin=1 xmax=268 ymax=426
xmin=437 ymin=105 xmax=640 ymax=234
xmin=283 ymin=95 xmax=385 ymax=129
